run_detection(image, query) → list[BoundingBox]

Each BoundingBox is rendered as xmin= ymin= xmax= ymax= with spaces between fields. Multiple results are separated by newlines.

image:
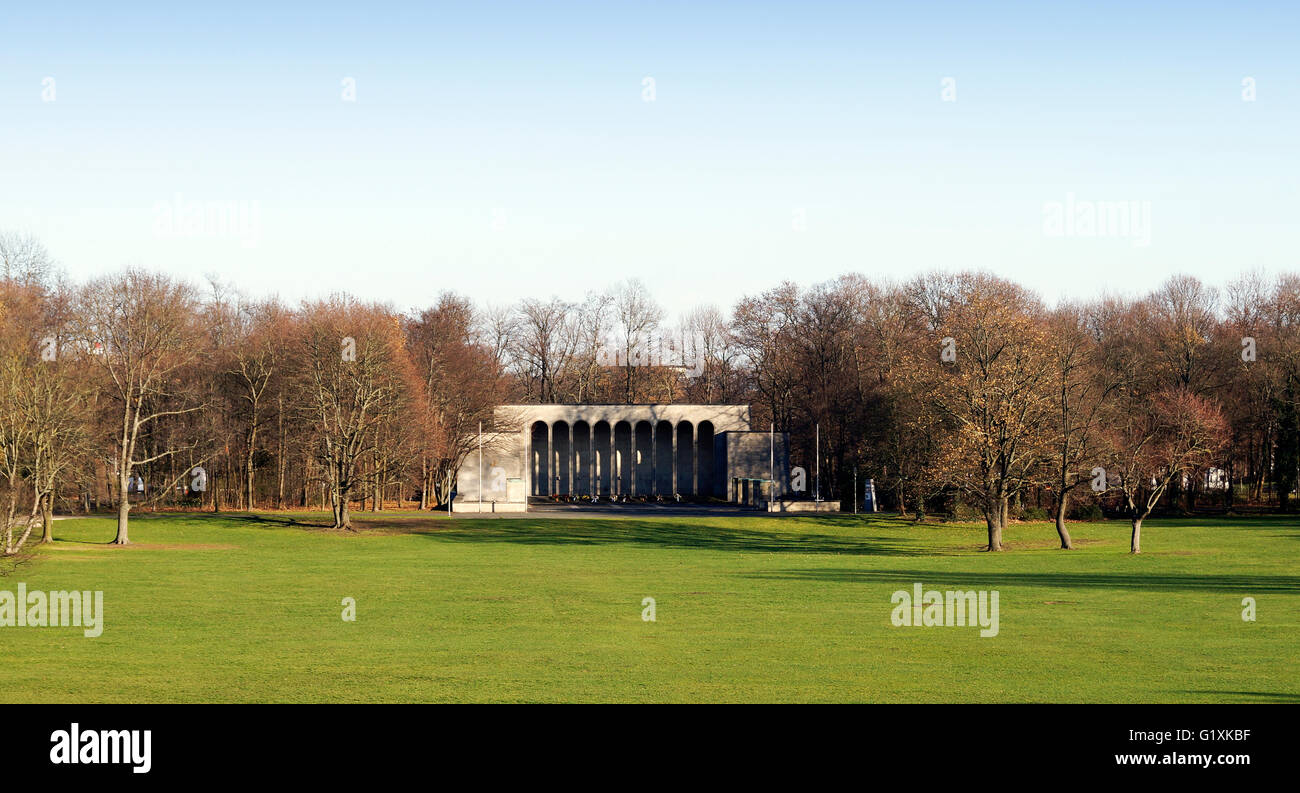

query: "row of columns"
xmin=532 ymin=420 xmax=712 ymax=498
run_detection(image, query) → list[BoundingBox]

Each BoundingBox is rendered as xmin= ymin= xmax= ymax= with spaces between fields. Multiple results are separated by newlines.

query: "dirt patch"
xmin=120 ymin=543 xmax=239 ymax=551
xmin=986 ymin=537 xmax=1111 ymax=551
xmin=45 ymin=542 xmax=238 ymax=551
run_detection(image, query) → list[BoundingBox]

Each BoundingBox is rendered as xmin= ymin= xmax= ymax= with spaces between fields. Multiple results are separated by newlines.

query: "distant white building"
xmin=455 ymin=403 xmax=792 ymax=511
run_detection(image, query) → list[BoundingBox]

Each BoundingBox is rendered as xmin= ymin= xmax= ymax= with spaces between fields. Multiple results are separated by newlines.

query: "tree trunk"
xmin=3 ymin=489 xmax=19 ymax=553
xmin=246 ymin=436 xmax=256 ymax=512
xmin=114 ymin=468 xmax=131 ymax=545
xmin=40 ymin=494 xmax=54 ymax=543
xmin=337 ymin=491 xmax=352 ymax=530
xmin=1130 ymin=516 xmax=1142 ymax=554
xmin=985 ymin=510 xmax=1002 ymax=551
xmin=276 ymin=396 xmax=286 ymax=510
xmin=1054 ymin=493 xmax=1074 ymax=549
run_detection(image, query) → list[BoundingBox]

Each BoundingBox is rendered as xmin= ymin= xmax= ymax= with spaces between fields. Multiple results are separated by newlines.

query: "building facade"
xmin=454 ymin=404 xmax=791 ymax=511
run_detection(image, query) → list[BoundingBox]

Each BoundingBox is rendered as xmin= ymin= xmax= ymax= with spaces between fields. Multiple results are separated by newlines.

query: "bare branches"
xmin=68 ymin=269 xmax=204 ymax=544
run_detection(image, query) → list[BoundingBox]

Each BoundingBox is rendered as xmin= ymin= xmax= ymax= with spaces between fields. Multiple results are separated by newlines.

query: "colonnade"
xmin=529 ymin=419 xmax=715 ymax=498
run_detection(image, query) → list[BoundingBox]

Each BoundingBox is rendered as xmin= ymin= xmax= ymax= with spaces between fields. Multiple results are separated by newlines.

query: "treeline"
xmin=0 ymin=230 xmax=1294 ymax=554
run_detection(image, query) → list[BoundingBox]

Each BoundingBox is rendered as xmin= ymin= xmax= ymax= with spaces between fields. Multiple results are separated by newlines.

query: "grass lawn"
xmin=2 ymin=510 xmax=1297 ymax=702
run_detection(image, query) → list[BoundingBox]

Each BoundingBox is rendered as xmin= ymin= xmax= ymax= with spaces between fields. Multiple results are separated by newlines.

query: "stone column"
xmin=588 ymin=427 xmax=595 ymax=497
xmin=630 ymin=424 xmax=638 ymax=497
xmin=568 ymin=426 xmax=575 ymax=496
xmin=650 ymin=425 xmax=657 ymax=496
xmin=671 ymin=422 xmax=678 ymax=496
xmin=691 ymin=425 xmax=698 ymax=497
xmin=610 ymin=426 xmax=617 ymax=496
xmin=546 ymin=422 xmax=553 ymax=496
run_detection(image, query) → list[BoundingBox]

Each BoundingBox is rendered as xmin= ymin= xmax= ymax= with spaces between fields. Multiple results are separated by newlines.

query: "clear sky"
xmin=2 ymin=1 xmax=1296 ymax=316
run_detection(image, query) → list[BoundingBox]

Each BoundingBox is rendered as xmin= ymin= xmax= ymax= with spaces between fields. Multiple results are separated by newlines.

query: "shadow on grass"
xmin=1182 ymin=690 xmax=1300 ymax=702
xmin=414 ymin=519 xmax=932 ymax=556
xmin=215 ymin=512 xmax=332 ymax=529
xmin=205 ymin=511 xmax=936 ymax=555
xmin=741 ymin=568 xmax=1300 ymax=593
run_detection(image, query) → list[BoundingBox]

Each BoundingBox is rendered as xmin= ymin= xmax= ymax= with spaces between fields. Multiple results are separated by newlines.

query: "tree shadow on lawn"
xmin=742 ymin=568 xmax=1300 ymax=593
xmin=215 ymin=512 xmax=351 ymax=532
xmin=1137 ymin=514 xmax=1300 ymax=532
xmin=213 ymin=512 xmax=933 ymax=555
xmin=1182 ymin=690 xmax=1300 ymax=702
xmin=413 ymin=519 xmax=935 ymax=556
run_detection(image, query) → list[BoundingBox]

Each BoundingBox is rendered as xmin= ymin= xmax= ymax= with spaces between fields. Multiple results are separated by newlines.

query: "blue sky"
xmin=2 ymin=1 xmax=1296 ymax=316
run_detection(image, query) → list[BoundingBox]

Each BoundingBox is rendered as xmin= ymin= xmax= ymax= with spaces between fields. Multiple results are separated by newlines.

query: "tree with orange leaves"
xmin=293 ymin=297 xmax=417 ymax=530
xmin=911 ymin=273 xmax=1056 ymax=551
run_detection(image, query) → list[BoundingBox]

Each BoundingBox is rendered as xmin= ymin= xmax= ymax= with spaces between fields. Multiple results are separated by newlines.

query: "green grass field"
xmin=2 ymin=511 xmax=1296 ymax=702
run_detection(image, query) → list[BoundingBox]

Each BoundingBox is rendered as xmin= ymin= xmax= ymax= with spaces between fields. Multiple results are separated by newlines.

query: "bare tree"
xmin=228 ymin=299 xmax=284 ymax=510
xmin=1105 ymin=389 xmax=1227 ymax=553
xmin=26 ymin=361 xmax=91 ymax=543
xmin=294 ymin=297 xmax=414 ymax=529
xmin=407 ymin=293 xmax=507 ymax=508
xmin=479 ymin=302 xmax=518 ymax=374
xmin=511 ymin=297 xmax=575 ymax=403
xmin=1042 ymin=303 xmax=1117 ymax=548
xmin=0 ymin=232 xmax=54 ymax=287
xmin=613 ymin=279 xmax=663 ymax=403
xmin=70 ymin=270 xmax=205 ymax=544
xmin=571 ymin=291 xmax=615 ymax=402
xmin=679 ymin=304 xmax=744 ymax=403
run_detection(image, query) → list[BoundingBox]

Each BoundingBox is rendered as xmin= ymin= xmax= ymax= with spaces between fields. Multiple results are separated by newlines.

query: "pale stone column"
xmin=650 ymin=425 xmax=657 ymax=496
xmin=610 ymin=427 xmax=618 ymax=496
xmin=546 ymin=422 xmax=553 ymax=496
xmin=568 ymin=426 xmax=575 ymax=496
xmin=630 ymin=424 xmax=638 ymax=496
xmin=671 ymin=422 xmax=678 ymax=496
xmin=691 ymin=424 xmax=699 ymax=497
xmin=588 ymin=427 xmax=595 ymax=496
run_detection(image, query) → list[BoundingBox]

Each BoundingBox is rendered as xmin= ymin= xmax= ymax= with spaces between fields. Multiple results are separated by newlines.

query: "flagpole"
xmin=815 ymin=423 xmax=820 ymax=502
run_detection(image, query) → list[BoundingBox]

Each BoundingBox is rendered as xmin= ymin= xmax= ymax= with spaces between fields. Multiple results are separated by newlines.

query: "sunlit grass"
xmin=2 ymin=511 xmax=1296 ymax=702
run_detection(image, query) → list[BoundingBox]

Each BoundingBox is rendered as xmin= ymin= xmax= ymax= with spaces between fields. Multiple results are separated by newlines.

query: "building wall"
xmin=456 ymin=404 xmax=760 ymax=501
xmin=500 ymin=404 xmax=751 ymax=499
xmin=455 ymin=431 xmax=526 ymax=503
xmin=714 ymin=431 xmax=791 ymax=501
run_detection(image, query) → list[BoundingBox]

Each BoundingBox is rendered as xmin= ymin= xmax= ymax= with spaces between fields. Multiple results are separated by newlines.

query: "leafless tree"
xmin=70 ymin=269 xmax=206 ymax=544
xmin=511 ymin=297 xmax=575 ymax=403
xmin=613 ymin=279 xmax=663 ymax=403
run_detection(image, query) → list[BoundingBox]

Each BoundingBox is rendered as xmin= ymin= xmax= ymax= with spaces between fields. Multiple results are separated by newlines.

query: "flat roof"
xmin=499 ymin=403 xmax=750 ymax=408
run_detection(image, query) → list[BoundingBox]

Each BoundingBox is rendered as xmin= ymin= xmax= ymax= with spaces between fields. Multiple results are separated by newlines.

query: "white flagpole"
xmin=478 ymin=421 xmax=483 ymax=509
xmin=815 ymin=423 xmax=820 ymax=502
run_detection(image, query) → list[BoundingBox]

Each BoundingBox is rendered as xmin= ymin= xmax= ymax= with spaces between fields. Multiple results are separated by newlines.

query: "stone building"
xmin=454 ymin=404 xmax=791 ymax=511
